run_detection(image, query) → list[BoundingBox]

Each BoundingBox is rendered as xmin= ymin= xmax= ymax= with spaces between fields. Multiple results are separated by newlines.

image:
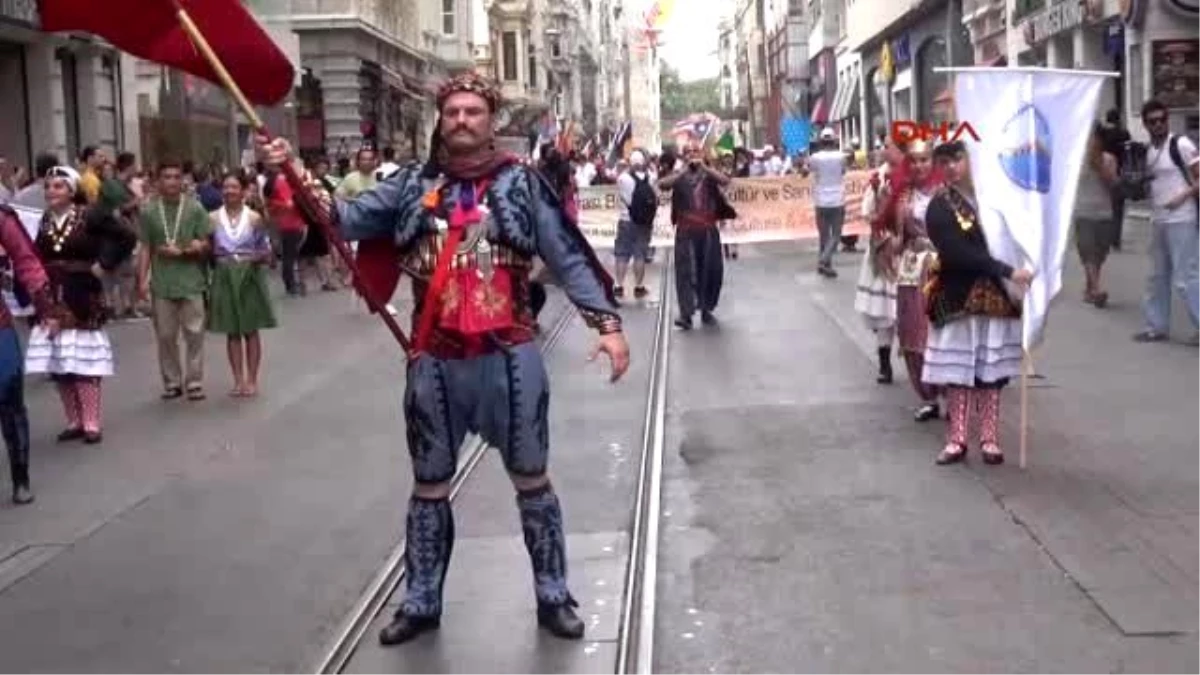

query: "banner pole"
xmin=1019 ymin=349 xmax=1030 ymax=469
xmin=169 ymin=2 xmax=413 ymax=353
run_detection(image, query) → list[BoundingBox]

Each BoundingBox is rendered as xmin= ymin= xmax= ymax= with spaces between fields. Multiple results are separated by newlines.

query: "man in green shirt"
xmin=136 ymin=161 xmax=212 ymax=400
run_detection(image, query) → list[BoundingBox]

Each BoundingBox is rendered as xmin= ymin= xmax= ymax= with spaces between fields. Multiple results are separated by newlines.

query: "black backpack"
xmin=628 ymin=173 xmax=658 ymax=227
xmin=1166 ymin=135 xmax=1199 ymax=211
xmin=1118 ymin=141 xmax=1150 ymax=201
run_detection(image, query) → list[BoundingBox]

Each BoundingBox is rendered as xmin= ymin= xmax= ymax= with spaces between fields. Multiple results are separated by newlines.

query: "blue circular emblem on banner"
xmin=999 ymin=104 xmax=1052 ymax=193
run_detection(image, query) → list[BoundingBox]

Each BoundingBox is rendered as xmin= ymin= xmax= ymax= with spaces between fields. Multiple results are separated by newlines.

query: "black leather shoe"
xmin=378 ymin=612 xmax=440 ymax=646
xmin=537 ymin=601 xmax=585 ymax=639
xmin=700 ymin=311 xmax=717 ymax=326
xmin=12 ymin=484 xmax=34 ymax=505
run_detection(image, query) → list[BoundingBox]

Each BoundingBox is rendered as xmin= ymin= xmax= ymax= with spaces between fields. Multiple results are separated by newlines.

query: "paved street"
xmin=656 ymin=222 xmax=1197 ymax=672
xmin=0 ymin=221 xmax=1195 ymax=672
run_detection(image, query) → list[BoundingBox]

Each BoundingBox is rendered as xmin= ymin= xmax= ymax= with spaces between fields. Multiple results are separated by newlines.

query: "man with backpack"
xmin=613 ymin=149 xmax=657 ymax=299
xmin=1133 ymin=99 xmax=1199 ymax=345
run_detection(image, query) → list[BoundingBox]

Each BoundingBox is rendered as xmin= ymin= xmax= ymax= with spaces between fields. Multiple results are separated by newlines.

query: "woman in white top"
xmin=1074 ymin=124 xmax=1120 ymax=307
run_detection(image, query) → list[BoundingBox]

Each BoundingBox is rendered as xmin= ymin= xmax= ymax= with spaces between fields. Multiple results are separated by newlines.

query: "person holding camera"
xmin=657 ymin=143 xmax=733 ymax=330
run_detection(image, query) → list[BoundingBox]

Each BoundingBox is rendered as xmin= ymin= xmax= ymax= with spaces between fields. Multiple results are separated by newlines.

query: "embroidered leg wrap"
xmin=0 ymin=376 xmax=30 ymax=489
xmin=945 ymin=386 xmax=972 ymax=447
xmin=517 ymin=484 xmax=572 ymax=606
xmin=56 ymin=379 xmax=82 ymax=430
xmin=398 ymin=496 xmax=454 ymax=618
xmin=976 ymin=387 xmax=1002 ymax=446
xmin=76 ymin=378 xmax=103 ymax=433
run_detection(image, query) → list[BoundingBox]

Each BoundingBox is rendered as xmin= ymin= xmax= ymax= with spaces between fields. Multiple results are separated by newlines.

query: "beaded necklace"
xmin=46 ymin=208 xmax=76 ymax=253
xmin=158 ymin=198 xmax=186 ymax=246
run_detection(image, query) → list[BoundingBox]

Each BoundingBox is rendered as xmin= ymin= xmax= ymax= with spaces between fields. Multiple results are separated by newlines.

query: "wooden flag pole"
xmin=1019 ymin=349 xmax=1030 ymax=469
xmin=171 ymin=4 xmax=414 ymax=353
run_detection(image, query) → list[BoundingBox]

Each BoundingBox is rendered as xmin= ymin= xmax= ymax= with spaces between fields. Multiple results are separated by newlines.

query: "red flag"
xmin=40 ymin=0 xmax=295 ymax=106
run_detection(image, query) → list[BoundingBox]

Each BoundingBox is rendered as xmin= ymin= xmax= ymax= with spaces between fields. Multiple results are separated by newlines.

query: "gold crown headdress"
xmin=907 ymin=139 xmax=932 ymax=157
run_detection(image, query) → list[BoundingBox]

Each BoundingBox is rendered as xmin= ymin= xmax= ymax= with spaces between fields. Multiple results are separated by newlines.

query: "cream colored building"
xmin=1010 ymin=0 xmax=1198 ymax=139
xmin=0 ymin=3 xmax=138 ymax=171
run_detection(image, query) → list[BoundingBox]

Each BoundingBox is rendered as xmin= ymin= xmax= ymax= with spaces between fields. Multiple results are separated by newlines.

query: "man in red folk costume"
xmin=258 ymin=72 xmax=630 ymax=645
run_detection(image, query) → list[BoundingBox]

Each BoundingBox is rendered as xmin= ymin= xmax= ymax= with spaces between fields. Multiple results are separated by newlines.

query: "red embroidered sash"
xmin=412 ymin=181 xmax=517 ymax=356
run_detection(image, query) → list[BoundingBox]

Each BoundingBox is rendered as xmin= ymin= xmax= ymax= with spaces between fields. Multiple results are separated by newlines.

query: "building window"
xmin=502 ymin=31 xmax=518 ymax=81
xmin=441 ymin=0 xmax=455 ymax=35
xmin=550 ymin=35 xmax=562 ymax=59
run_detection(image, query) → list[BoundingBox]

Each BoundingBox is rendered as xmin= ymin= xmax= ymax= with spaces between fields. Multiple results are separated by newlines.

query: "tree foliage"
xmin=660 ymin=61 xmax=721 ymax=125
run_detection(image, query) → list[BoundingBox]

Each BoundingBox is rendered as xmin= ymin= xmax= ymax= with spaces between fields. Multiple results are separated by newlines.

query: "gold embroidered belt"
xmin=406 ymin=235 xmax=533 ymax=277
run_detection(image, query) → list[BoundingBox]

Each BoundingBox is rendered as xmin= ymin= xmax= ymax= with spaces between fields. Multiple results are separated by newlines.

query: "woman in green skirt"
xmin=208 ymin=172 xmax=277 ymax=397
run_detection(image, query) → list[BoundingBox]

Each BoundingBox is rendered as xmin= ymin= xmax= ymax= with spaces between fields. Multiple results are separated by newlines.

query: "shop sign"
xmin=1024 ymin=0 xmax=1105 ymax=45
xmin=0 ymin=0 xmax=38 ymax=27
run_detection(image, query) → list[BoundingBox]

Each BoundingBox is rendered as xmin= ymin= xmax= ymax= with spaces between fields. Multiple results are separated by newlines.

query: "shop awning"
xmin=810 ymin=96 xmax=829 ymax=125
xmin=829 ymin=83 xmax=848 ymax=123
xmin=833 ymin=73 xmax=861 ymax=121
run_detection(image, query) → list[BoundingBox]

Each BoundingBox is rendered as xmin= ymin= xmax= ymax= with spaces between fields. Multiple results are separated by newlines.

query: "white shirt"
xmin=1147 ymin=134 xmax=1198 ymax=225
xmin=808 ymin=150 xmax=847 ymax=208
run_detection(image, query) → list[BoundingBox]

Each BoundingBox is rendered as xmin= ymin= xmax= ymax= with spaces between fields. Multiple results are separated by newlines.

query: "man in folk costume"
xmin=854 ymin=139 xmax=903 ymax=383
xmin=892 ymin=139 xmax=944 ymax=421
xmin=0 ymin=205 xmax=54 ymax=504
xmin=921 ymin=142 xmax=1033 ymax=465
xmin=258 ymin=72 xmax=630 ymax=644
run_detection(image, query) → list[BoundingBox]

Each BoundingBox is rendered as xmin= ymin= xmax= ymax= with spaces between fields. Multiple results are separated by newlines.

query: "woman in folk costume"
xmin=921 ymin=142 xmax=1033 ymax=465
xmin=893 ymin=139 xmax=945 ymax=421
xmin=854 ymin=139 xmax=904 ymax=383
xmin=24 ymin=166 xmax=137 ymax=444
xmin=207 ymin=171 xmax=277 ymax=397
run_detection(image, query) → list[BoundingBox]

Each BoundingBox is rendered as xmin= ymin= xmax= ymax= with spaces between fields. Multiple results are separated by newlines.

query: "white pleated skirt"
xmin=25 ymin=326 xmax=115 ymax=377
xmin=922 ymin=315 xmax=1022 ymax=387
xmin=853 ymin=249 xmax=897 ymax=330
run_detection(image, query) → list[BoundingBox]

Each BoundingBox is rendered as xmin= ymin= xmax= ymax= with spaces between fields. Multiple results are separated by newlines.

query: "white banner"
xmin=952 ymin=67 xmax=1111 ymax=349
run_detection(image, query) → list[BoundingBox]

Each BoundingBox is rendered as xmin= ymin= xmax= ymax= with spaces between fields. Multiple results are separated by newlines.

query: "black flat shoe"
xmin=674 ymin=317 xmax=693 ymax=331
xmin=83 ymin=431 xmax=103 ymax=445
xmin=378 ymin=612 xmax=440 ymax=646
xmin=57 ymin=428 xmax=85 ymax=442
xmin=914 ymin=403 xmax=940 ymax=422
xmin=981 ymin=443 xmax=1005 ymax=465
xmin=162 ymin=387 xmax=183 ymax=400
xmin=700 ymin=311 xmax=717 ymax=326
xmin=537 ymin=600 xmax=585 ymax=639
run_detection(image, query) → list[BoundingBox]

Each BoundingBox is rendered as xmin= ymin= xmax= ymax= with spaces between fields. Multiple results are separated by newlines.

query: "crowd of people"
xmin=0 ymin=141 xmax=426 ymax=505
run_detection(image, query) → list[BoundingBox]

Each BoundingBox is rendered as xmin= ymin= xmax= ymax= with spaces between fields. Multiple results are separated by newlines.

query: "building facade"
xmin=0 ymin=3 xmax=138 ymax=171
xmin=963 ymin=0 xmax=1008 ymax=66
xmin=1010 ymin=0 xmax=1198 ymax=140
xmin=257 ymin=0 xmax=453 ymax=162
xmin=1124 ymin=0 xmax=1199 ymax=139
xmin=852 ymin=0 xmax=970 ymax=145
xmin=1010 ymin=0 xmax=1123 ymax=115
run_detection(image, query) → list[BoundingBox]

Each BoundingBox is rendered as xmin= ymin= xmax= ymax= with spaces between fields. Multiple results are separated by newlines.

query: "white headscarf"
xmin=46 ymin=166 xmax=81 ymax=194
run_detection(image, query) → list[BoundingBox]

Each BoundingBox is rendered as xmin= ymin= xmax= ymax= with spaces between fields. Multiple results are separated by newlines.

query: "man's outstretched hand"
xmin=589 ymin=332 xmax=631 ymax=383
xmin=255 ymin=134 xmax=292 ymax=168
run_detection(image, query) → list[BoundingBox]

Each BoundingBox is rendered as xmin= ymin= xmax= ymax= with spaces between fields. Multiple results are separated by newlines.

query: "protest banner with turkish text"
xmin=573 ymin=171 xmax=874 ymax=249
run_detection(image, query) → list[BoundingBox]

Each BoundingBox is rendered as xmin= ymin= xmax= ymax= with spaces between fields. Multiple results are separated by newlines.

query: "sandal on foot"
xmin=981 ymin=442 xmax=1005 ymax=465
xmin=935 ymin=443 xmax=967 ymax=465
